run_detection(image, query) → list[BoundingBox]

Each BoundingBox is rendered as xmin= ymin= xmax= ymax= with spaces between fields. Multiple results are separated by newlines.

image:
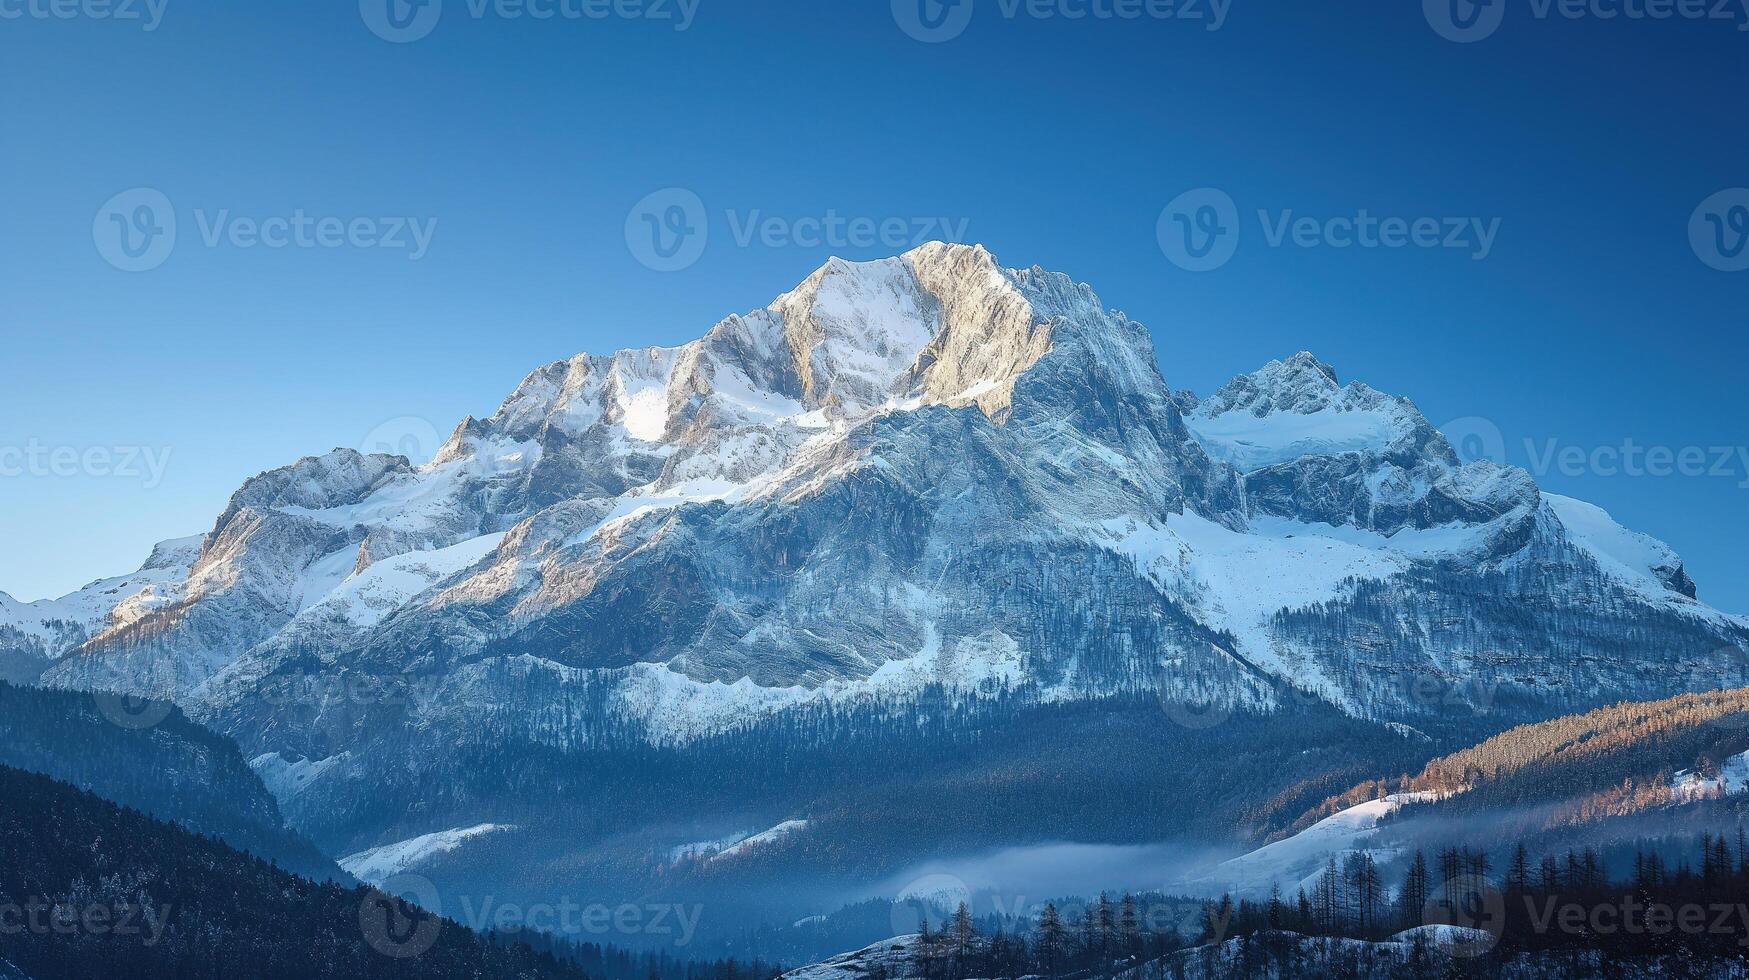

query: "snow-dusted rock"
xmin=21 ymin=244 xmax=1745 ymax=838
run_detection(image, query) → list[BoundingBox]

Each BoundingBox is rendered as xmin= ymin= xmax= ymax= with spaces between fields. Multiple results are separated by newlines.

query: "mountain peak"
xmin=1197 ymin=351 xmax=1355 ymax=420
xmin=1282 ymin=350 xmax=1339 ymax=385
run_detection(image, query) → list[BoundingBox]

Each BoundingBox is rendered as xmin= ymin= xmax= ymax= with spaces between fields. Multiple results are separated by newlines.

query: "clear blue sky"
xmin=1 ymin=2 xmax=1744 ymax=611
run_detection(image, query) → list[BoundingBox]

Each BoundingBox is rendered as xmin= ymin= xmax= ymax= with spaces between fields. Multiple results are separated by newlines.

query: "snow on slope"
xmin=668 ymin=831 xmax=754 ymax=863
xmin=339 ymin=823 xmax=515 ymax=885
xmin=1671 ymin=750 xmax=1749 ymax=803
xmin=1177 ymin=793 xmax=1437 ymax=898
xmin=1186 ymin=406 xmax=1405 ymax=473
xmin=1100 ymin=512 xmax=1493 ymax=707
xmin=1544 ymin=493 xmax=1705 ymax=607
xmin=713 ymin=820 xmax=810 ymax=861
xmin=0 ymin=535 xmax=201 ymax=650
xmin=668 ymin=820 xmax=812 ymax=864
xmin=288 ymin=533 xmax=506 ymax=630
xmin=32 ymin=244 xmax=1749 ymax=762
xmin=780 ymin=936 xmax=919 ymax=980
xmin=587 ymin=628 xmax=1059 ymax=745
xmin=250 ymin=752 xmax=349 ymax=803
xmin=1183 ymin=352 xmax=1419 ymax=473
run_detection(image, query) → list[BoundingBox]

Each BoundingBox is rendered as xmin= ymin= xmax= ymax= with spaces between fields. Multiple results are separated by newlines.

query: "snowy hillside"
xmin=339 ymin=823 xmax=514 ymax=886
xmin=1176 ymin=793 xmax=1438 ymax=899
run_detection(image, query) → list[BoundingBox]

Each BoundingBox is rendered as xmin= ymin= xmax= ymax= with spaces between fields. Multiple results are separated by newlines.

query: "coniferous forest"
xmin=0 ymin=764 xmax=781 ymax=980
xmin=871 ymin=834 xmax=1749 ymax=979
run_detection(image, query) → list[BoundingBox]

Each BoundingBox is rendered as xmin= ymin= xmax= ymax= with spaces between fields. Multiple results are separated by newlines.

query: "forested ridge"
xmin=0 ymin=764 xmax=786 ymax=980
xmin=1286 ymin=686 xmax=1749 ymax=838
xmin=0 ymin=681 xmax=338 ymax=880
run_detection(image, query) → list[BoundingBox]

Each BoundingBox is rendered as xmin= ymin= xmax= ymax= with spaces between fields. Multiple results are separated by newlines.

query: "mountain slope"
xmin=1186 ymin=685 xmax=1749 ymax=901
xmin=42 ymin=246 xmax=1743 ymax=731
xmin=0 ymin=682 xmax=339 ymax=882
xmin=0 ymin=536 xmax=198 ymax=684
xmin=21 ymin=243 xmax=1749 ymax=934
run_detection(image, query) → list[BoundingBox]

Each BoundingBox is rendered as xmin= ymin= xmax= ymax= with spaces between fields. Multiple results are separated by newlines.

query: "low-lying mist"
xmin=871 ymin=840 xmax=1233 ymax=913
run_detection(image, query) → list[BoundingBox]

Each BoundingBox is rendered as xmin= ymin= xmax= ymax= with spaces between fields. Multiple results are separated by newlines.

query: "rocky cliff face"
xmin=21 ymin=244 xmax=1746 ymax=865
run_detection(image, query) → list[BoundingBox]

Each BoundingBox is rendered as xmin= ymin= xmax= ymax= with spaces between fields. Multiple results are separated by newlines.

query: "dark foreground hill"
xmin=0 ymin=681 xmax=339 ymax=882
xmin=0 ymin=764 xmax=593 ymax=980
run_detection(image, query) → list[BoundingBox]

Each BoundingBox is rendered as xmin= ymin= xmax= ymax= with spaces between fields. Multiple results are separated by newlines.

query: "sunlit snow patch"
xmin=1671 ymin=750 xmax=1749 ymax=803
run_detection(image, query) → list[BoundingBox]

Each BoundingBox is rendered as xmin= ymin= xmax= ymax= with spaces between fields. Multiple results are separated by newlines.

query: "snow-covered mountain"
xmin=25 ymin=244 xmax=1749 ymax=887
xmin=0 ymin=535 xmax=199 ymax=683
